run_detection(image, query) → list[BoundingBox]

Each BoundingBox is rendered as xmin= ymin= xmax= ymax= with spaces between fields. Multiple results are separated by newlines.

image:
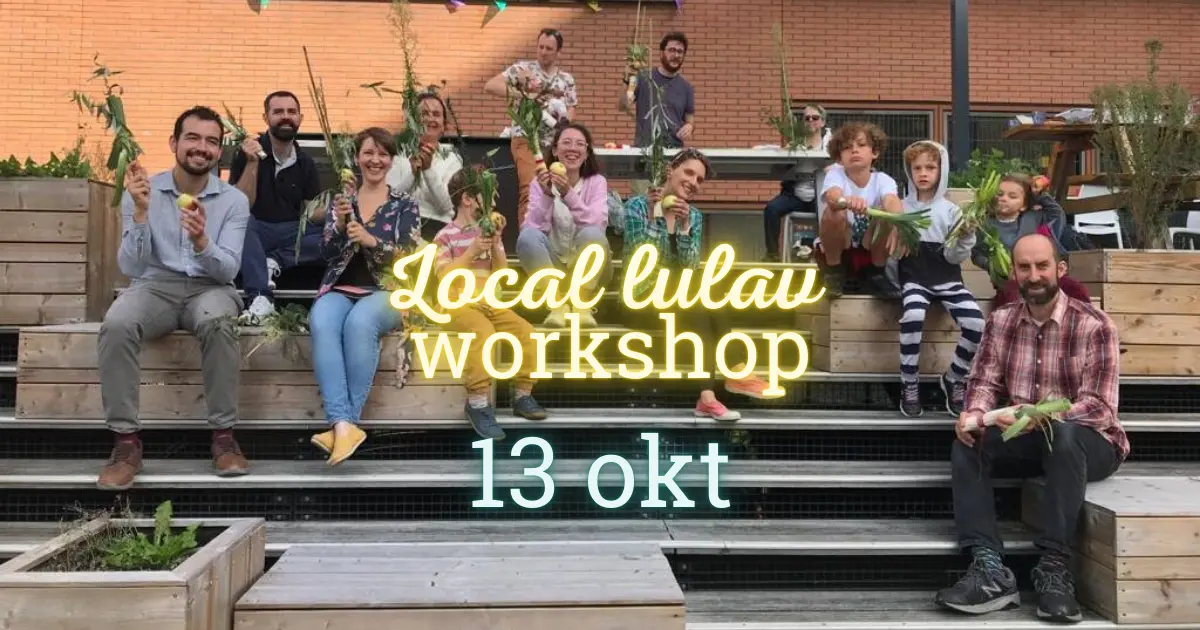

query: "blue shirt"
xmin=118 ymin=170 xmax=250 ymax=285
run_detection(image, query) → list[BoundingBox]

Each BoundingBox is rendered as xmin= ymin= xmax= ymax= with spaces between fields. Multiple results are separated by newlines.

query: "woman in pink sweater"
xmin=516 ymin=122 xmax=613 ymax=327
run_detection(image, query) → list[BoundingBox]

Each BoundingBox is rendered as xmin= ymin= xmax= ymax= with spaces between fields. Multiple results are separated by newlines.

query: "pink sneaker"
xmin=695 ymin=397 xmax=741 ymax=421
xmin=725 ymin=373 xmax=783 ymax=400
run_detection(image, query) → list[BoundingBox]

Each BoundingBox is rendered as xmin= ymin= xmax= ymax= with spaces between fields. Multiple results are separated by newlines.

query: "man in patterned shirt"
xmin=484 ymin=27 xmax=578 ymax=226
xmin=936 ymin=233 xmax=1126 ymax=625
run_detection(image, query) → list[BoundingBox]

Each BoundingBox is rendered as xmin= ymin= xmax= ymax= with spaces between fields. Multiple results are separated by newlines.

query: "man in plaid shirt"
xmin=936 ymin=233 xmax=1127 ymax=625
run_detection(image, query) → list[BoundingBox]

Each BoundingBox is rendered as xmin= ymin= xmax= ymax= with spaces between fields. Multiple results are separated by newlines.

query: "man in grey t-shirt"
xmin=620 ymin=31 xmax=695 ymax=149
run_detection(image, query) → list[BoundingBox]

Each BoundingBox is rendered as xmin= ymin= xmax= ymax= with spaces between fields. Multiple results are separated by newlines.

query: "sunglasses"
xmin=803 ymin=115 xmax=822 ymax=121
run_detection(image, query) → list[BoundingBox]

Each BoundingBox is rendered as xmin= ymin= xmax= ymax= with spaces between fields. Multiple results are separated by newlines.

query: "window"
xmin=824 ymin=109 xmax=934 ymax=195
xmin=943 ymin=111 xmax=1083 ymax=175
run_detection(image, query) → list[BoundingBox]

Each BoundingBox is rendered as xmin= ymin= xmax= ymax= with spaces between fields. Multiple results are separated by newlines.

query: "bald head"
xmin=1012 ymin=233 xmax=1066 ymax=306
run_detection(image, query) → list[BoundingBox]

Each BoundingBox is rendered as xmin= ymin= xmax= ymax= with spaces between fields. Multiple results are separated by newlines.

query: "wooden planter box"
xmin=1070 ymin=250 xmax=1200 ymax=376
xmin=0 ymin=177 xmax=122 ymax=325
xmin=0 ymin=516 xmax=266 ymax=630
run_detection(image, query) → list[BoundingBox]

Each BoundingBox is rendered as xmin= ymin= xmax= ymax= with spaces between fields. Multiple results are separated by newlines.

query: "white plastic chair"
xmin=1070 ymin=184 xmax=1124 ymax=249
xmin=1169 ymin=210 xmax=1200 ymax=249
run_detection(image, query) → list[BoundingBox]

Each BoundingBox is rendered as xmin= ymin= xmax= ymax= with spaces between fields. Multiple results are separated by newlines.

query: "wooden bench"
xmin=232 ymin=541 xmax=685 ymax=630
xmin=15 ymin=323 xmax=468 ymax=423
xmin=1023 ymin=476 xmax=1200 ymax=625
xmin=1073 ymin=250 xmax=1200 ymax=376
xmin=0 ymin=178 xmax=119 ymax=326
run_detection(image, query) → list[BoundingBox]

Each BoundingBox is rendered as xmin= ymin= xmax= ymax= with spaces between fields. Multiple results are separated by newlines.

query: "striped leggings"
xmin=899 ymin=281 xmax=985 ymax=383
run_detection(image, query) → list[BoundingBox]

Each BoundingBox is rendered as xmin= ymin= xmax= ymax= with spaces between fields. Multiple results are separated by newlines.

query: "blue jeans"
xmin=516 ymin=225 xmax=613 ymax=289
xmin=310 ymin=290 xmax=403 ymax=424
xmin=241 ymin=218 xmax=324 ymax=299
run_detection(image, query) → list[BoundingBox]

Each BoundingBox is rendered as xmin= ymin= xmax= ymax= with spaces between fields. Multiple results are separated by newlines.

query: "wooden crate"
xmin=0 ymin=178 xmax=119 ymax=325
xmin=15 ymin=323 xmax=470 ymax=423
xmin=233 ymin=541 xmax=685 ymax=630
xmin=1022 ymin=477 xmax=1200 ymax=624
xmin=0 ymin=516 xmax=265 ymax=630
xmin=1071 ymin=250 xmax=1200 ymax=376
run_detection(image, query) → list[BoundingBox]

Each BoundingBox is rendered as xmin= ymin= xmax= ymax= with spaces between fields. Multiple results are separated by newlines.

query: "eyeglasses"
xmin=803 ymin=115 xmax=822 ymax=121
xmin=558 ymin=140 xmax=589 ymax=150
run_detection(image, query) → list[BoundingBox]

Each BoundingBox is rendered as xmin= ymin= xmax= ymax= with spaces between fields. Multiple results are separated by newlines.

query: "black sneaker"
xmin=513 ymin=395 xmax=548 ymax=420
xmin=941 ymin=373 xmax=966 ymax=416
xmin=822 ymin=263 xmax=846 ymax=298
xmin=1032 ymin=555 xmax=1083 ymax=623
xmin=935 ymin=556 xmax=1020 ymax=615
xmin=900 ymin=381 xmax=922 ymax=417
xmin=866 ymin=269 xmax=901 ymax=299
xmin=465 ymin=403 xmax=506 ymax=440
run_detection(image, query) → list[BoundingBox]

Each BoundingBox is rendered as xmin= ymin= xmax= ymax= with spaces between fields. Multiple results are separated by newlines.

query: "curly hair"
xmin=902 ymin=141 xmax=941 ymax=167
xmin=827 ymin=121 xmax=887 ymax=162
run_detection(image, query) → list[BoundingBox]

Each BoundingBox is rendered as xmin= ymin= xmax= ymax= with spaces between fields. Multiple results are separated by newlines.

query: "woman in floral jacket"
xmin=309 ymin=127 xmax=420 ymax=466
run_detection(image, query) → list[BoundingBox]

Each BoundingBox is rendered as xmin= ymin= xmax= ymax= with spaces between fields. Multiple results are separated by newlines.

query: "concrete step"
xmin=684 ymin=589 xmax=1141 ymax=629
xmin=0 ymin=518 xmax=1037 ymax=560
xmin=1 ymin=408 xmax=1193 ymax=432
xmin=0 ymin=458 xmax=1190 ymax=490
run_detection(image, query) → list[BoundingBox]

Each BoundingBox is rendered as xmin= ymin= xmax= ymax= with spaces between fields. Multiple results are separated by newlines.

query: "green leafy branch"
xmin=763 ymin=22 xmax=802 ymax=150
xmin=71 ymin=54 xmax=142 ymax=207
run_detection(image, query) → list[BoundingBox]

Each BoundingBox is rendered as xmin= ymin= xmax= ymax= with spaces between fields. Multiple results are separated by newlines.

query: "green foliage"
xmin=948 ymin=148 xmax=1038 ymax=189
xmin=100 ymin=501 xmax=199 ymax=571
xmin=71 ymin=54 xmax=142 ymax=207
xmin=1090 ymin=39 xmax=1200 ymax=249
xmin=0 ymin=137 xmax=94 ymax=178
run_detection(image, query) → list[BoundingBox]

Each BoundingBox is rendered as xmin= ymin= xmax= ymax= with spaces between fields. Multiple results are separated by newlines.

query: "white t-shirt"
xmin=816 ymin=165 xmax=899 ymax=247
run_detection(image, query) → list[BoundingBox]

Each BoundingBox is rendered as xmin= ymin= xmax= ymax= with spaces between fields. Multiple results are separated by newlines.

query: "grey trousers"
xmin=98 ymin=277 xmax=243 ymax=433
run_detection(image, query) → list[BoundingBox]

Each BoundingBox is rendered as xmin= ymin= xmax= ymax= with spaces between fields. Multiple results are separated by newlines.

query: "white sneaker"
xmin=266 ymin=258 xmax=281 ymax=291
xmin=238 ymin=295 xmax=276 ymax=326
xmin=574 ymin=305 xmax=597 ymax=327
xmin=542 ymin=305 xmax=568 ymax=328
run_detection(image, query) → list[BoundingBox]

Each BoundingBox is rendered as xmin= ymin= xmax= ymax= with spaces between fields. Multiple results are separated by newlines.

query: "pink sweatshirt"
xmin=523 ymin=174 xmax=610 ymax=232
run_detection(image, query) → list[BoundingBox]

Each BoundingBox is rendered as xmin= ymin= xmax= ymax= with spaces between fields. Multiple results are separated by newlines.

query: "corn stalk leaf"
xmin=867 ymin=207 xmax=932 ymax=252
xmin=763 ymin=22 xmax=802 ymax=150
xmin=71 ymin=54 xmax=142 ymax=207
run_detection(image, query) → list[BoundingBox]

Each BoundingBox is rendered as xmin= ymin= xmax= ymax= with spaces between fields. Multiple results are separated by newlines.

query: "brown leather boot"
xmin=97 ymin=433 xmax=143 ymax=491
xmin=211 ymin=430 xmax=250 ymax=477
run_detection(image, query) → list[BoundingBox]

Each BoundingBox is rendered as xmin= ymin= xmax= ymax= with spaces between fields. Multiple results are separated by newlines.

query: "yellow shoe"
xmin=328 ymin=424 xmax=367 ymax=467
xmin=310 ymin=430 xmax=335 ymax=454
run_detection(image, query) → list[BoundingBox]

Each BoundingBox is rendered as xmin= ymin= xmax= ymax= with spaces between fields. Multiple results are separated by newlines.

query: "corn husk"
xmin=72 ymin=54 xmax=142 ymax=207
xmin=867 ymin=207 xmax=932 ymax=252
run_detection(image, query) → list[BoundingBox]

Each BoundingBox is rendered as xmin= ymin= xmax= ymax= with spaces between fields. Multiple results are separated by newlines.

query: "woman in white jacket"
xmin=386 ymin=92 xmax=464 ymax=242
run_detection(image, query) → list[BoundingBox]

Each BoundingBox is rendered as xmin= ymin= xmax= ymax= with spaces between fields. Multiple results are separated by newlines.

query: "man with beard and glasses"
xmin=96 ymin=106 xmax=251 ymax=491
xmin=936 ymin=233 xmax=1127 ymax=625
xmin=229 ymin=90 xmax=323 ymax=324
xmin=620 ymin=31 xmax=695 ymax=150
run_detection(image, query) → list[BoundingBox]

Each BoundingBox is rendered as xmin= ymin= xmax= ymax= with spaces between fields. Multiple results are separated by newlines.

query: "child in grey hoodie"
xmin=896 ymin=141 xmax=986 ymax=418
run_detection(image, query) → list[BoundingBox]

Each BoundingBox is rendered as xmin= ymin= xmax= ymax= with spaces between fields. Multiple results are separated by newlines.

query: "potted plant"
xmin=1070 ymin=39 xmax=1200 ymax=377
xmin=0 ymin=501 xmax=266 ymax=630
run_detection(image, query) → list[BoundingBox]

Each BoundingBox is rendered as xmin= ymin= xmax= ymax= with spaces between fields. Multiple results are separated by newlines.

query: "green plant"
xmin=71 ymin=54 xmax=142 ymax=206
xmin=0 ymin=136 xmax=93 ymax=178
xmin=1090 ymin=39 xmax=1200 ymax=250
xmin=100 ymin=501 xmax=199 ymax=571
xmin=763 ymin=22 xmax=803 ymax=150
xmin=947 ymin=148 xmax=1038 ymax=189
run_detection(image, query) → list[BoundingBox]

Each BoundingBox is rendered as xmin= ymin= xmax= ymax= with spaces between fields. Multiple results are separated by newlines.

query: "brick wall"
xmin=3 ymin=0 xmax=1199 ymax=204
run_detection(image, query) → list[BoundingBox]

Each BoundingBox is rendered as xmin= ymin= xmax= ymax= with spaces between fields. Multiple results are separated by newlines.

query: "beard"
xmin=177 ymin=151 xmax=215 ymax=176
xmin=1019 ymin=277 xmax=1060 ymax=305
xmin=270 ymin=121 xmax=297 ymax=141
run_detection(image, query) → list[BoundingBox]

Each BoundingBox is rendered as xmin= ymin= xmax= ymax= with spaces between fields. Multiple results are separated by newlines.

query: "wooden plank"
xmin=87 ymin=180 xmax=121 ymax=321
xmin=0 ymin=243 xmax=87 ymax=263
xmin=0 ymin=295 xmax=87 ymax=326
xmin=18 ymin=329 xmax=461 ymax=372
xmin=234 ymin=606 xmax=685 ymax=630
xmin=0 ymin=263 xmax=86 ymax=293
xmin=800 ymin=299 xmax=996 ymax=333
xmin=811 ymin=317 xmax=964 ymax=345
xmin=1095 ymin=283 xmax=1200 ymax=315
xmin=1076 ymin=553 xmax=1119 ymax=621
xmin=1119 ymin=345 xmax=1200 ymax=376
xmin=0 ymin=211 xmax=89 ymax=243
xmin=0 ymin=517 xmax=110 ymax=574
xmin=0 ymin=178 xmax=90 ymax=212
xmin=1109 ymin=313 xmax=1200 ymax=345
xmin=812 ymin=341 xmax=961 ymax=374
xmin=1070 ymin=250 xmax=1200 ymax=285
xmin=0 ymin=586 xmax=189 ymax=630
xmin=17 ymin=368 xmax=462 ymax=387
xmin=1116 ymin=555 xmax=1200 ymax=581
xmin=16 ymin=382 xmax=465 ymax=422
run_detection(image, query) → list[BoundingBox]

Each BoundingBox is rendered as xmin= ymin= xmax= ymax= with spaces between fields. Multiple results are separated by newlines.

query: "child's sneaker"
xmin=941 ymin=373 xmax=966 ymax=416
xmin=822 ymin=263 xmax=846 ymax=298
xmin=900 ymin=380 xmax=923 ymax=417
xmin=266 ymin=257 xmax=281 ymax=290
xmin=543 ymin=305 xmax=568 ymax=328
xmin=695 ymin=398 xmax=741 ymax=422
xmin=513 ymin=394 xmax=548 ymax=420
xmin=866 ymin=269 xmax=901 ymax=299
xmin=465 ymin=403 xmax=506 ymax=440
xmin=724 ymin=371 xmax=782 ymax=400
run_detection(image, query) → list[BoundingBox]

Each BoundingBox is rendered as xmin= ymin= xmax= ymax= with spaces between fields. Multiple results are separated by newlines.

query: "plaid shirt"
xmin=964 ymin=293 xmax=1129 ymax=461
xmin=622 ymin=194 xmax=704 ymax=300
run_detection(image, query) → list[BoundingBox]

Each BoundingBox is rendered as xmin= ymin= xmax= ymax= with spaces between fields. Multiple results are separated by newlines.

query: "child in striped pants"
xmin=896 ymin=141 xmax=986 ymax=418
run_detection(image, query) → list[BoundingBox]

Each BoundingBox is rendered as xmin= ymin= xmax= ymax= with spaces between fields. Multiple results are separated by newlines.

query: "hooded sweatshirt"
xmin=899 ymin=140 xmax=976 ymax=286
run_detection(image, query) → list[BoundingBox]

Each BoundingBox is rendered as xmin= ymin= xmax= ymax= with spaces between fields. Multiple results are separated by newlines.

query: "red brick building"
xmin=3 ymin=0 xmax=1199 ymax=205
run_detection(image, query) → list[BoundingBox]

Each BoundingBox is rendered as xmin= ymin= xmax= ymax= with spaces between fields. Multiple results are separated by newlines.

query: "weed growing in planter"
xmin=36 ymin=501 xmax=199 ymax=572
